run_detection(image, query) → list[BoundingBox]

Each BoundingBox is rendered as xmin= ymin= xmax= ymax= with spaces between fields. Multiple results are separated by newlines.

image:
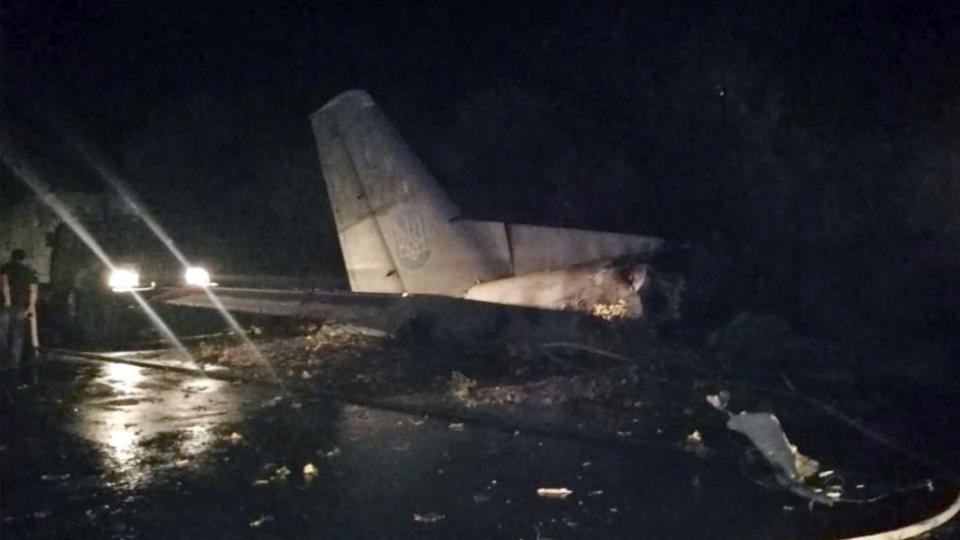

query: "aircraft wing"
xmin=150 ymin=286 xmax=612 ymax=344
xmin=151 ymin=287 xmax=402 ymax=329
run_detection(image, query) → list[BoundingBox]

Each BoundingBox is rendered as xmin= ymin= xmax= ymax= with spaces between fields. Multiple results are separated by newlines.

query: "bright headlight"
xmin=184 ymin=266 xmax=211 ymax=287
xmin=108 ymin=268 xmax=140 ymax=291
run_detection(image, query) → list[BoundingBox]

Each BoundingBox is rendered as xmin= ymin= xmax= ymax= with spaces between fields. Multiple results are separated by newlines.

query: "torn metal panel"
xmin=464 ymin=261 xmax=647 ymax=318
xmin=726 ymin=411 xmax=819 ymax=482
xmin=508 ymin=223 xmax=663 ymax=275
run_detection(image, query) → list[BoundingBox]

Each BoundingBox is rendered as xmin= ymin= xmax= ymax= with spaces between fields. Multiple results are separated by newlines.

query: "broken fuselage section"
xmin=312 ymin=90 xmax=679 ymax=320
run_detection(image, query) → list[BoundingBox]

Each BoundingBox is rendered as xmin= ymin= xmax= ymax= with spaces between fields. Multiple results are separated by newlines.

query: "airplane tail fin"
xmin=311 ymin=90 xmax=509 ymax=294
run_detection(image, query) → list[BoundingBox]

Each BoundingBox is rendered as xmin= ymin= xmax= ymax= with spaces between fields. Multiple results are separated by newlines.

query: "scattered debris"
xmin=321 ymin=446 xmax=342 ymax=459
xmin=262 ymin=396 xmax=284 ymax=408
xmin=40 ymin=473 xmax=71 ymax=482
xmin=685 ymin=429 xmax=708 ymax=457
xmin=587 ymin=490 xmax=604 ymax=497
xmin=592 ymin=299 xmax=630 ymax=321
xmin=413 ymin=512 xmax=446 ymax=523
xmin=249 ymin=515 xmax=273 ymax=528
xmin=449 ymin=364 xmax=652 ymax=408
xmin=315 ymin=323 xmax=389 ymax=341
xmin=705 ymin=391 xmax=730 ymax=411
xmin=536 ymin=487 xmax=573 ymax=500
xmin=32 ymin=510 xmax=52 ymax=519
xmin=473 ymin=494 xmax=491 ymax=503
xmin=227 ymin=432 xmax=244 ymax=444
xmin=448 ymin=422 xmax=464 ymax=431
xmin=303 ymin=463 xmax=319 ymax=481
xmin=253 ymin=464 xmax=293 ymax=485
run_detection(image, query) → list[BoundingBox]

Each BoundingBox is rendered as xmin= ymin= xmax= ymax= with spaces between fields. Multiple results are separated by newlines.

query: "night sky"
xmin=3 ymin=1 xmax=960 ymax=328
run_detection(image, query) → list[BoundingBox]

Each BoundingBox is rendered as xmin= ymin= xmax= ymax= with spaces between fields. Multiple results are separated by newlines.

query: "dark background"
xmin=2 ymin=0 xmax=959 ymax=342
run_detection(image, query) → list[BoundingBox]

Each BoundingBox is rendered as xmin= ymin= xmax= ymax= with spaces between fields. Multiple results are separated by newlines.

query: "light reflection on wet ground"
xmin=2 ymin=353 xmax=958 ymax=539
xmin=70 ymin=361 xmax=258 ymax=489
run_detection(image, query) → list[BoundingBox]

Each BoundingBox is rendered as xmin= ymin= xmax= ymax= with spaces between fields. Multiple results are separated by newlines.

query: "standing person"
xmin=1 ymin=249 xmax=39 ymax=369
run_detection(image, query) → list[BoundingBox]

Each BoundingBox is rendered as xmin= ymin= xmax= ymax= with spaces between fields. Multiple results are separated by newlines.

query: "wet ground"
xmin=2 ymin=348 xmax=958 ymax=539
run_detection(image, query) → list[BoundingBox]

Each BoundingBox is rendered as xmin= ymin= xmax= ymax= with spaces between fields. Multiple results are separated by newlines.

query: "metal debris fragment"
xmin=413 ymin=512 xmax=446 ymax=523
xmin=448 ymin=422 xmax=465 ymax=431
xmin=271 ymin=465 xmax=291 ymax=481
xmin=536 ymin=487 xmax=573 ymax=499
xmin=726 ymin=412 xmax=819 ymax=482
xmin=705 ymin=391 xmax=730 ymax=411
xmin=249 ymin=515 xmax=272 ymax=528
xmin=685 ymin=429 xmax=708 ymax=457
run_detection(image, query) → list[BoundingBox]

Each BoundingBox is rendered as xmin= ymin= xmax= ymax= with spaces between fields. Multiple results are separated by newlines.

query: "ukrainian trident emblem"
xmin=392 ymin=209 xmax=430 ymax=269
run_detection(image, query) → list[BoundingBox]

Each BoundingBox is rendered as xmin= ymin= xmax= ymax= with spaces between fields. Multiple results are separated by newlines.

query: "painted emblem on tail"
xmin=393 ymin=209 xmax=430 ymax=269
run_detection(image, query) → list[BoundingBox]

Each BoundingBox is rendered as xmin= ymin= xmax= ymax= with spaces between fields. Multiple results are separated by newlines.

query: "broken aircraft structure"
xmin=160 ymin=90 xmax=683 ymax=336
xmin=312 ymin=90 xmax=676 ymax=318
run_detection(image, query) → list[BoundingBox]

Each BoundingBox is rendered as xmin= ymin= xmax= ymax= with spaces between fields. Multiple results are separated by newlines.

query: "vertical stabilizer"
xmin=311 ymin=95 xmax=403 ymax=293
xmin=311 ymin=90 xmax=510 ymax=294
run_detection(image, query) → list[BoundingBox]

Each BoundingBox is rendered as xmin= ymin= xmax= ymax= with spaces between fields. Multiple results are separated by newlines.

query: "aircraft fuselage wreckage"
xmin=159 ymin=90 xmax=684 ymax=340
